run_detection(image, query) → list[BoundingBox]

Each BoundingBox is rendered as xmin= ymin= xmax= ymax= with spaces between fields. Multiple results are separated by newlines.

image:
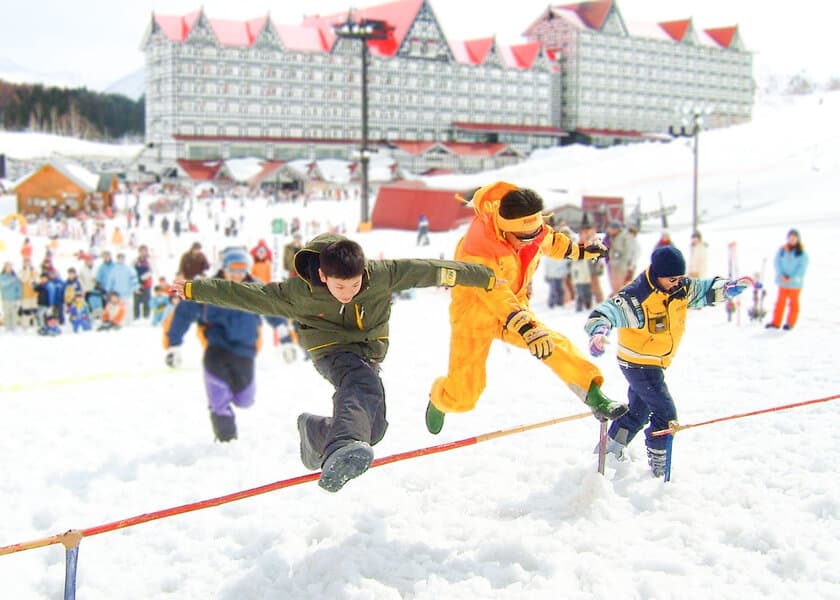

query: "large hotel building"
xmin=140 ymin=0 xmax=754 ymax=175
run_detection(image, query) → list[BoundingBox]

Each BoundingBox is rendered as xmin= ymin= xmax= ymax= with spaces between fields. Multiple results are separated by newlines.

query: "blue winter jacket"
xmin=164 ymin=273 xmax=284 ymax=358
xmin=106 ymin=264 xmax=139 ymax=298
xmin=585 ymin=270 xmax=723 ymax=368
xmin=95 ymin=262 xmax=114 ymax=291
xmin=774 ymin=246 xmax=808 ymax=289
xmin=0 ymin=273 xmax=22 ymax=301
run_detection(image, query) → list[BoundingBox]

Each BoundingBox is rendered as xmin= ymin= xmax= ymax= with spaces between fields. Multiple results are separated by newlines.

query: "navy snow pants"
xmin=608 ymin=364 xmax=677 ymax=451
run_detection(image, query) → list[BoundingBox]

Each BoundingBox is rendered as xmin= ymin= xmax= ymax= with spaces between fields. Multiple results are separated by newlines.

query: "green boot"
xmin=585 ymin=382 xmax=628 ymax=421
xmin=425 ymin=401 xmax=445 ymax=435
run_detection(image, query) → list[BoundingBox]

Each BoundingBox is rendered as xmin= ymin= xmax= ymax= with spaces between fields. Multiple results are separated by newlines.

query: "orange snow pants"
xmin=771 ymin=287 xmax=801 ymax=328
xmin=431 ymin=320 xmax=603 ymax=414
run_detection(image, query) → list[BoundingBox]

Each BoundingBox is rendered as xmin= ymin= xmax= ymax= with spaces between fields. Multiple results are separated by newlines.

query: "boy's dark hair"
xmin=320 ymin=240 xmax=365 ymax=278
xmin=499 ymin=188 xmax=544 ymax=219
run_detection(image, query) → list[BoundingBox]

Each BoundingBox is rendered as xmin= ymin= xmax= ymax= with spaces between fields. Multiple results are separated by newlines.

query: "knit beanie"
xmin=222 ymin=247 xmax=250 ymax=273
xmin=650 ymin=246 xmax=685 ymax=279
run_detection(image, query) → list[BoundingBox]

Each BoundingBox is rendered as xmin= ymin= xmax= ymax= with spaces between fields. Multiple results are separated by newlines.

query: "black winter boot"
xmin=210 ymin=413 xmax=237 ymax=442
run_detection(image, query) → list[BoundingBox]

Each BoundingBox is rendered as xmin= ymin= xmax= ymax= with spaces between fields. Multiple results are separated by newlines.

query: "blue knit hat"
xmin=222 ymin=247 xmax=250 ymax=273
xmin=650 ymin=246 xmax=685 ymax=279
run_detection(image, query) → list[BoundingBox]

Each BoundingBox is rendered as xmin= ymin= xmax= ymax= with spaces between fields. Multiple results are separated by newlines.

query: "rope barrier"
xmin=651 ymin=393 xmax=840 ymax=437
xmin=0 ymin=411 xmax=592 ymax=558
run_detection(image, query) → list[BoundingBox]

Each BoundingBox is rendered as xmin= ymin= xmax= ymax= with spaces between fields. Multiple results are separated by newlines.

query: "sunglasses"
xmin=512 ymin=226 xmax=544 ymax=243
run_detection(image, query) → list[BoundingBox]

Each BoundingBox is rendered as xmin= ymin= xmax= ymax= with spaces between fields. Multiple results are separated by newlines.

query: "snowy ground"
xmin=1 ymin=92 xmax=839 ymax=599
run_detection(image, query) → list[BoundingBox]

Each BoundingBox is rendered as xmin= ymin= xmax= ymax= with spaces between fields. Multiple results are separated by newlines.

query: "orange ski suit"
xmin=430 ymin=182 xmax=604 ymax=414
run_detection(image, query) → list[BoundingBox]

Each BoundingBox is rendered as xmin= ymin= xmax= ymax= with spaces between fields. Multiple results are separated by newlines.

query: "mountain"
xmin=104 ymin=67 xmax=145 ymax=101
xmin=0 ymin=57 xmax=87 ymax=89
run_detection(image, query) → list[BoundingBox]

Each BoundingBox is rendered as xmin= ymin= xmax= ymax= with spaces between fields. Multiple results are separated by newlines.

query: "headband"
xmin=496 ymin=211 xmax=544 ymax=234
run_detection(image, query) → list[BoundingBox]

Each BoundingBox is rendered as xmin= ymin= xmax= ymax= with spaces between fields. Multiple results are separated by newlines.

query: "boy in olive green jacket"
xmin=173 ymin=233 xmax=496 ymax=492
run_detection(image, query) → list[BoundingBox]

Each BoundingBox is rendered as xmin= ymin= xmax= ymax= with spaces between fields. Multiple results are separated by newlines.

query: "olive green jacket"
xmin=184 ymin=233 xmax=496 ymax=362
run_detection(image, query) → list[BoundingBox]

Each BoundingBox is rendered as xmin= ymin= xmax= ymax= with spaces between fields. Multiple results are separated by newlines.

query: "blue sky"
xmin=2 ymin=0 xmax=836 ymax=90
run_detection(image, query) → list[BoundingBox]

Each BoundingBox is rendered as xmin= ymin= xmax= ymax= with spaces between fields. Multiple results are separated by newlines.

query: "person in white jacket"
xmin=687 ymin=231 xmax=708 ymax=278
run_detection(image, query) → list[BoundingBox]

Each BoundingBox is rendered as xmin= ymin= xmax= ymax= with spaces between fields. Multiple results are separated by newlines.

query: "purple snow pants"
xmin=203 ymin=345 xmax=255 ymax=417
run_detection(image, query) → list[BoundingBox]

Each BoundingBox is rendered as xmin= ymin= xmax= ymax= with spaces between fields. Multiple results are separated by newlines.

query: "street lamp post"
xmin=674 ymin=105 xmax=713 ymax=234
xmin=334 ymin=13 xmax=391 ymax=225
xmin=692 ymin=114 xmax=700 ymax=234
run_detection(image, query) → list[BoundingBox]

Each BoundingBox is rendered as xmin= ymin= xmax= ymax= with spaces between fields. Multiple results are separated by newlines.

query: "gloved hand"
xmin=506 ymin=310 xmax=553 ymax=359
xmin=579 ymin=241 xmax=608 ymax=260
xmin=522 ymin=326 xmax=554 ymax=359
xmin=588 ymin=324 xmax=610 ymax=357
xmin=165 ymin=347 xmax=182 ymax=368
xmin=505 ymin=309 xmax=535 ymax=333
xmin=723 ymin=277 xmax=752 ymax=299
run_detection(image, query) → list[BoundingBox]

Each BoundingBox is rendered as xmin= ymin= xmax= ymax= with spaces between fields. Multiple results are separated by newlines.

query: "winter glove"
xmin=708 ymin=276 xmax=750 ymax=304
xmin=522 ymin=326 xmax=553 ymax=359
xmin=723 ymin=277 xmax=751 ymax=299
xmin=505 ymin=309 xmax=535 ymax=333
xmin=588 ymin=324 xmax=610 ymax=357
xmin=506 ymin=310 xmax=554 ymax=360
xmin=579 ymin=241 xmax=608 ymax=260
xmin=165 ymin=347 xmax=182 ymax=368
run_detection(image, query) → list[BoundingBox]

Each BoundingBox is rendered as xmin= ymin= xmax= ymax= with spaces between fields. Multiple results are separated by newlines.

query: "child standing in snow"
xmin=172 ymin=234 xmax=497 ymax=492
xmin=584 ymin=246 xmax=750 ymax=477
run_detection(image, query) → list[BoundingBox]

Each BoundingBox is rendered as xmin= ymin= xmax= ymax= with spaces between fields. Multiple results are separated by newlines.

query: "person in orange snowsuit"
xmin=250 ymin=239 xmax=273 ymax=283
xmin=426 ymin=182 xmax=628 ymax=434
xmin=98 ymin=291 xmax=126 ymax=331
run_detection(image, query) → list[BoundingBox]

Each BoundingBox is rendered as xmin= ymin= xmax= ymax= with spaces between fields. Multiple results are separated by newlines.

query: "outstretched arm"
xmin=173 ymin=278 xmax=295 ymax=318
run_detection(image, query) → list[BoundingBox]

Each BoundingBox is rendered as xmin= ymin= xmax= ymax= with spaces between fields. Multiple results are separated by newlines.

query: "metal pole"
xmin=692 ymin=115 xmax=699 ymax=234
xmin=360 ymin=39 xmax=370 ymax=224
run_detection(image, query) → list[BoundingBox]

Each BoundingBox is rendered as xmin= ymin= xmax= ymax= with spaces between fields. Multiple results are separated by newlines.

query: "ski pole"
xmin=596 ymin=420 xmax=608 ymax=475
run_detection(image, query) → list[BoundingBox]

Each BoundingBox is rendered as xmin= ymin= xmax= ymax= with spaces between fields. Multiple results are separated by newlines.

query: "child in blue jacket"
xmin=67 ymin=295 xmax=92 ymax=332
xmin=163 ymin=248 xmax=283 ymax=442
xmin=150 ymin=285 xmax=172 ymax=326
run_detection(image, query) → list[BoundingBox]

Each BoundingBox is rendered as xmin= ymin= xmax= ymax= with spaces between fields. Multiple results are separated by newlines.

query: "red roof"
xmin=659 ymin=19 xmax=691 ymax=42
xmin=392 ymin=141 xmax=512 ymax=157
xmin=303 ymin=0 xmax=423 ymax=57
xmin=275 ymin=24 xmax=331 ymax=52
xmin=154 ymin=11 xmax=201 ymax=42
xmin=173 ymin=134 xmax=359 ymax=145
xmin=577 ymin=128 xmax=645 ymax=138
xmin=452 ymin=121 xmax=567 ymax=135
xmin=577 ymin=128 xmax=670 ymax=141
xmin=176 ymin=159 xmax=225 ymax=181
xmin=442 ymin=142 xmax=510 ymax=157
xmin=509 ymin=42 xmax=542 ymax=69
xmin=464 ymin=38 xmax=495 ymax=64
xmin=704 ymin=26 xmax=737 ymax=48
xmin=392 ymin=141 xmax=438 ymax=154
xmin=555 ymin=0 xmax=614 ymax=29
xmin=248 ymin=160 xmax=286 ymax=186
xmin=209 ymin=17 xmax=261 ymax=46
